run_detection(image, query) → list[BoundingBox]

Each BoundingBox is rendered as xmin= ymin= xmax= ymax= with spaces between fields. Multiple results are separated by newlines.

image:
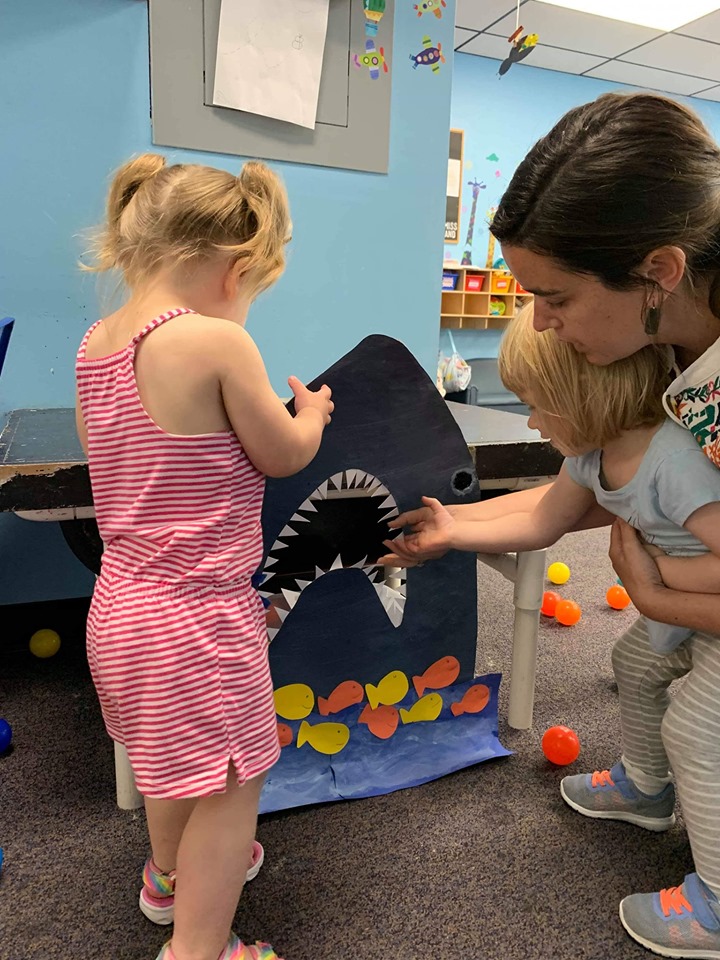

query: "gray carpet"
xmin=0 ymin=529 xmax=693 ymax=960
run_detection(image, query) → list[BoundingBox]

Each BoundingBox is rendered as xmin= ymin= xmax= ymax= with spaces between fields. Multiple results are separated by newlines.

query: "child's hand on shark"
xmin=388 ymin=499 xmax=457 ymax=534
xmin=379 ymin=498 xmax=455 ymax=567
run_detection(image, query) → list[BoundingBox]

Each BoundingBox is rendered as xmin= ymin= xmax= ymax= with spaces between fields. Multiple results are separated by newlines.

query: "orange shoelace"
xmin=659 ymin=885 xmax=692 ymax=917
xmin=591 ymin=769 xmax=615 ymax=788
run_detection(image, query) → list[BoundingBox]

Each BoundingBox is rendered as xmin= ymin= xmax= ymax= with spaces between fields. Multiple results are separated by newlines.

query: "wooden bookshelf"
xmin=440 ymin=265 xmax=531 ymax=330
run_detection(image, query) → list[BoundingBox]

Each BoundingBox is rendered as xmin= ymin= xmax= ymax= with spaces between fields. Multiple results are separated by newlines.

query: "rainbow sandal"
xmin=155 ymin=934 xmax=284 ymax=960
xmin=140 ymin=841 xmax=265 ymax=925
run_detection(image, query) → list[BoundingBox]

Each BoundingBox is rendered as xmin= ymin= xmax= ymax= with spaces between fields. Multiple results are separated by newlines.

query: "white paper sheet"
xmin=446 ymin=158 xmax=461 ymax=198
xmin=213 ymin=0 xmax=331 ymax=130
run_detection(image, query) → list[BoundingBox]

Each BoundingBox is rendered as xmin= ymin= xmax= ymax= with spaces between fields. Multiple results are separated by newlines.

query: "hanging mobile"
xmin=499 ymin=1 xmax=539 ymax=76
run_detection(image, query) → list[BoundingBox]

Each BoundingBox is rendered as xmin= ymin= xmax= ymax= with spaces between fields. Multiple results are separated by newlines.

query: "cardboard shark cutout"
xmin=257 ymin=336 xmax=508 ymax=813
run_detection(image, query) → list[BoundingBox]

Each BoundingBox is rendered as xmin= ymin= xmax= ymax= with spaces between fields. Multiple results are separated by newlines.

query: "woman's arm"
xmin=610 ymin=519 xmax=720 ymax=633
xmin=650 ymin=501 xmax=720 ymax=593
xmin=654 ymin=553 xmax=720 ymax=593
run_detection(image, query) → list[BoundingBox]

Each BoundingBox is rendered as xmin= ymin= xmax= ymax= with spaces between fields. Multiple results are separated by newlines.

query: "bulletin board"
xmin=445 ymin=128 xmax=464 ymax=243
xmin=148 ymin=0 xmax=394 ymax=174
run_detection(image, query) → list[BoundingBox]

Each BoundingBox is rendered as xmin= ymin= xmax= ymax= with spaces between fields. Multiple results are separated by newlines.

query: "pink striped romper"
xmin=76 ymin=308 xmax=280 ymax=799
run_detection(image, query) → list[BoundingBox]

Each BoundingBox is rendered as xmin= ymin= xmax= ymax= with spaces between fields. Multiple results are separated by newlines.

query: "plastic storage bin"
xmin=464 ymin=274 xmax=485 ymax=292
xmin=442 ymin=272 xmax=459 ymax=291
xmin=491 ymin=272 xmax=513 ymax=294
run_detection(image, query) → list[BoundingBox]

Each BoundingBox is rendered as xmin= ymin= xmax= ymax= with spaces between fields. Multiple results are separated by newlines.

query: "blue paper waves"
xmin=260 ymin=673 xmax=509 ymax=813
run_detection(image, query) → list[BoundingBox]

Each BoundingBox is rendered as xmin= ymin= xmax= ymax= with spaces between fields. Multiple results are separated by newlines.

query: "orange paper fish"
xmin=450 ymin=683 xmax=490 ymax=717
xmin=358 ymin=703 xmax=400 ymax=740
xmin=318 ymin=680 xmax=365 ymax=716
xmin=277 ymin=723 xmax=293 ymax=748
xmin=413 ymin=655 xmax=461 ymax=696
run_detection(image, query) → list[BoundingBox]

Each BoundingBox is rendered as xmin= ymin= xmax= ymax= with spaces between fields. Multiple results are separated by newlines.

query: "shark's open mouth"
xmin=259 ymin=469 xmax=406 ymax=640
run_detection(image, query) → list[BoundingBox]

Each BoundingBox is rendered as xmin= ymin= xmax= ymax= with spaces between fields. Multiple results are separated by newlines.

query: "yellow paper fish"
xmin=274 ymin=683 xmax=314 ymax=720
xmin=365 ymin=670 xmax=409 ymax=710
xmin=297 ymin=720 xmax=350 ymax=755
xmin=400 ymin=692 xmax=443 ymax=724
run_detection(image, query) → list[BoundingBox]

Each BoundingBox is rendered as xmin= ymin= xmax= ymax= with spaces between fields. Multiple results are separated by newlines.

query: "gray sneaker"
xmin=620 ymin=872 xmax=720 ymax=959
xmin=560 ymin=761 xmax=675 ymax=831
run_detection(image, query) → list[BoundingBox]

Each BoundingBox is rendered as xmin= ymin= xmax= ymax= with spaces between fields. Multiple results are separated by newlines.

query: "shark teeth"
xmin=261 ymin=469 xmax=405 ymax=642
xmin=310 ymin=480 xmax=329 ymax=501
xmin=370 ymin=582 xmax=406 ymax=628
xmin=281 ymin=587 xmax=301 ymax=609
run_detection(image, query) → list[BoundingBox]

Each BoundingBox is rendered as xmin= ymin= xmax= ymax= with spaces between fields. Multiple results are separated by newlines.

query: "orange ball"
xmin=542 ymin=725 xmax=581 ymax=765
xmin=606 ymin=585 xmax=631 ymax=610
xmin=555 ymin=599 xmax=582 ymax=626
xmin=541 ymin=590 xmax=561 ymax=617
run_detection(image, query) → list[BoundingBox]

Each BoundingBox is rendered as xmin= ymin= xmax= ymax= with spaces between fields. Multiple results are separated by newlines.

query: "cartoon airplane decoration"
xmin=414 ymin=0 xmax=447 ymax=18
xmin=354 ymin=38 xmax=389 ymax=80
xmin=410 ymin=35 xmax=445 ymax=74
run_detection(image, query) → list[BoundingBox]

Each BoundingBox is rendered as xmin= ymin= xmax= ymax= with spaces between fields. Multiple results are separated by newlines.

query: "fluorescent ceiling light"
xmin=538 ymin=1 xmax=720 ymax=32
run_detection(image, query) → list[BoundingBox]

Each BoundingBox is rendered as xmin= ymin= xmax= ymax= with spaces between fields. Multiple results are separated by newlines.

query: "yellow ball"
xmin=29 ymin=629 xmax=61 ymax=659
xmin=547 ymin=562 xmax=571 ymax=586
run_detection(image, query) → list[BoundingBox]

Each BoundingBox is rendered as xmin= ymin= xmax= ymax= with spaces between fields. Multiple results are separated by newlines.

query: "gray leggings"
xmin=613 ymin=617 xmax=720 ymax=892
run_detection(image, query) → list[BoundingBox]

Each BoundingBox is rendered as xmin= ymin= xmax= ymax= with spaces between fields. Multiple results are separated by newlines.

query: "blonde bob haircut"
xmin=498 ymin=303 xmax=672 ymax=454
xmin=84 ymin=153 xmax=291 ymax=299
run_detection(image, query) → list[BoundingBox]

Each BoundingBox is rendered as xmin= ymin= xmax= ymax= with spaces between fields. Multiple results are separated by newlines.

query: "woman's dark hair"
xmin=491 ymin=92 xmax=720 ymax=316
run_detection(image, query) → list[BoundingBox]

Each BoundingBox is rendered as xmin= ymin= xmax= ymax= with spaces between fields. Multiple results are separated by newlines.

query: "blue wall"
xmin=443 ymin=52 xmax=720 ymax=363
xmin=8 ymin=7 xmax=720 ymax=606
xmin=0 ymin=0 xmax=456 ymax=605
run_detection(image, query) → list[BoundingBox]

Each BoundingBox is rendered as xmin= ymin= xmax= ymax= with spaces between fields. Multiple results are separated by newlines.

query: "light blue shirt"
xmin=565 ymin=419 xmax=720 ymax=653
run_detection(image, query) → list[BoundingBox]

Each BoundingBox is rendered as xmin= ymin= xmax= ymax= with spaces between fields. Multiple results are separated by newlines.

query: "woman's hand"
xmin=379 ymin=497 xmax=455 ymax=567
xmin=609 ymin=518 xmax=666 ymax=614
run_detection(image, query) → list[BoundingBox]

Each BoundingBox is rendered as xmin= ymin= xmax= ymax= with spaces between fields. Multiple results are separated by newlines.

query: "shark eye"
xmin=451 ymin=469 xmax=476 ymax=495
xmin=259 ymin=469 xmax=406 ymax=640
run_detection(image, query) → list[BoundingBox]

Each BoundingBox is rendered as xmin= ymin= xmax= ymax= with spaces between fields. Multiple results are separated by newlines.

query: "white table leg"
xmin=114 ymin=741 xmax=143 ymax=810
xmin=507 ymin=549 xmax=546 ymax=730
xmin=477 ymin=548 xmax=546 ymax=730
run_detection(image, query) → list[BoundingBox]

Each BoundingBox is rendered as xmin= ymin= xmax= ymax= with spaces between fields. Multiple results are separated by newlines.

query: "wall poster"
xmin=445 ymin=128 xmax=464 ymax=243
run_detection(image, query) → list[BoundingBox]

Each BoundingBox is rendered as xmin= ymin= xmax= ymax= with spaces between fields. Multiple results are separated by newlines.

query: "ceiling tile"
xmin=455 ymin=31 xmax=517 ymax=61
xmin=514 ymin=44 xmax=607 ymax=73
xmin=584 ymin=60 xmax=714 ymax=95
xmin=619 ymin=34 xmax=720 ymax=82
xmin=455 ymin=0 xmax=517 ymax=32
xmin=487 ymin=0 xmax=662 ymax=57
xmin=455 ymin=26 xmax=479 ymax=50
xmin=693 ymin=83 xmax=720 ymax=100
xmin=457 ymin=33 xmax=606 ymax=74
xmin=674 ymin=9 xmax=720 ymax=42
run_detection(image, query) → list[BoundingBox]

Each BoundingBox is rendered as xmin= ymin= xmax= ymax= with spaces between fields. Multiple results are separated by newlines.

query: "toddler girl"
xmin=77 ymin=154 xmax=333 ymax=960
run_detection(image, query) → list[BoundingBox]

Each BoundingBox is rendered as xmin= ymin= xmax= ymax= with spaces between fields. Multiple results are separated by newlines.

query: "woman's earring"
xmin=644 ymin=305 xmax=662 ymax=335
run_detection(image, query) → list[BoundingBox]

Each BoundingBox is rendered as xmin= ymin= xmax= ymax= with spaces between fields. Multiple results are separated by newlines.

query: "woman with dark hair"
xmin=391 ymin=93 xmax=720 ymax=957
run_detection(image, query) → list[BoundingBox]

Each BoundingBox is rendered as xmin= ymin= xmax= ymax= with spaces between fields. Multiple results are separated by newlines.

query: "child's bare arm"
xmin=389 ymin=481 xmax=614 ymax=534
xmin=216 ymin=324 xmax=333 ymax=478
xmin=447 ymin=466 xmax=596 ymax=553
xmin=381 ymin=466 xmax=595 ymax=564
